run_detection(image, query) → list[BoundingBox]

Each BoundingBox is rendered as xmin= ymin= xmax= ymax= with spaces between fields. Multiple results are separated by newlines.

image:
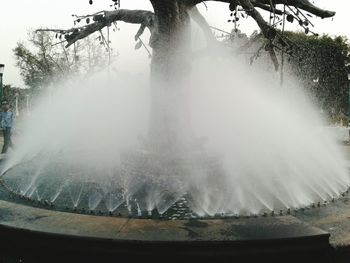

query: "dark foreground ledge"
xmin=0 ymin=200 xmax=332 ymax=263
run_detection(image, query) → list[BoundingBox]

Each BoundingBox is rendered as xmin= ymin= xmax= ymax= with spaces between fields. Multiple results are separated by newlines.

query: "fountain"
xmin=1 ymin=58 xmax=348 ymax=218
xmin=0 ymin=0 xmax=350 ymax=262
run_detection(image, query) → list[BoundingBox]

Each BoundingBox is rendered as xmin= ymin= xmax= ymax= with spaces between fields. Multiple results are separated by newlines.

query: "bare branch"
xmin=239 ymin=0 xmax=284 ymax=70
xmin=135 ymin=24 xmax=146 ymax=41
xmin=253 ymin=3 xmax=284 ymax=15
xmin=37 ymin=9 xmax=155 ymax=48
xmin=189 ymin=6 xmax=218 ymax=45
xmin=188 ymin=0 xmax=335 ymax=69
xmin=239 ymin=0 xmax=276 ymax=39
xmin=189 ymin=0 xmax=335 ymax=18
xmin=284 ymin=0 xmax=335 ymax=18
xmin=72 ymin=11 xmax=104 ymax=21
xmin=267 ymin=44 xmax=279 ymax=71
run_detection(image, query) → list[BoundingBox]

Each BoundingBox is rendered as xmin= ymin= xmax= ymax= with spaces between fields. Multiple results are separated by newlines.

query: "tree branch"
xmin=189 ymin=0 xmax=335 ymax=18
xmin=279 ymin=0 xmax=335 ymax=18
xmin=188 ymin=0 xmax=335 ymax=70
xmin=189 ymin=6 xmax=218 ymax=45
xmin=37 ymin=9 xmax=155 ymax=48
xmin=253 ymin=2 xmax=284 ymax=15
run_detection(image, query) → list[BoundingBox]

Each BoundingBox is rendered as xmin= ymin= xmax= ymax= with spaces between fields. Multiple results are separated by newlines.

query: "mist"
xmin=1 ymin=28 xmax=349 ymax=217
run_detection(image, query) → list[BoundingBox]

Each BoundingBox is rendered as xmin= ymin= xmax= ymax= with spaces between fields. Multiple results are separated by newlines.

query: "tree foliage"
xmin=13 ymin=31 xmax=112 ymax=91
xmin=284 ymin=32 xmax=350 ymax=113
xmin=2 ymin=84 xmax=28 ymax=113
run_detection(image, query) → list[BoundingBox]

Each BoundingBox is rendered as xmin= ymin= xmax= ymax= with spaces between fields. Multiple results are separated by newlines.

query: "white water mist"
xmin=2 ymin=42 xmax=349 ymax=217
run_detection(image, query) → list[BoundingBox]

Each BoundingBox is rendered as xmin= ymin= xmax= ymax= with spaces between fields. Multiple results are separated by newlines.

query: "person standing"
xmin=0 ymin=100 xmax=14 ymax=154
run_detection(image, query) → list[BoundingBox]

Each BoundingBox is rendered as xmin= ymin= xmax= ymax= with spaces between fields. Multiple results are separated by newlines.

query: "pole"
xmin=107 ymin=26 xmax=111 ymax=79
xmin=348 ymin=81 xmax=350 ymax=117
xmin=234 ymin=5 xmax=238 ymax=32
xmin=280 ymin=4 xmax=286 ymax=88
xmin=0 ymin=73 xmax=3 ymax=103
xmin=26 ymin=94 xmax=30 ymax=116
xmin=15 ymin=92 xmax=19 ymax=117
xmin=0 ymin=64 xmax=5 ymax=103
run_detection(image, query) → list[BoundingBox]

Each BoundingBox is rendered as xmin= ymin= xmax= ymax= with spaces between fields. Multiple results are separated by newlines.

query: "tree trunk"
xmin=147 ymin=1 xmax=194 ymax=154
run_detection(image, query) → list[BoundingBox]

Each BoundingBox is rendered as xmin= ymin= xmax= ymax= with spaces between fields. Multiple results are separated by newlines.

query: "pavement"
xmin=0 ymin=198 xmax=331 ymax=263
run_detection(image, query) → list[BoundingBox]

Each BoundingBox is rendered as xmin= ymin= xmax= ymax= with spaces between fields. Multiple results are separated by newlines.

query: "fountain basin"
xmin=0 ymin=196 xmax=332 ymax=263
xmin=1 ymin=146 xmax=350 ymax=262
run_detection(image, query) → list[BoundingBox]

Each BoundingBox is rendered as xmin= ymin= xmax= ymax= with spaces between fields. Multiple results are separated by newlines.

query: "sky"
xmin=0 ymin=0 xmax=349 ymax=87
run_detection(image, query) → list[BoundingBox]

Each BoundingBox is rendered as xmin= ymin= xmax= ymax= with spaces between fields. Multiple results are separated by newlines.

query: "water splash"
xmin=88 ymin=189 xmax=103 ymax=211
xmin=1 ymin=47 xmax=349 ymax=217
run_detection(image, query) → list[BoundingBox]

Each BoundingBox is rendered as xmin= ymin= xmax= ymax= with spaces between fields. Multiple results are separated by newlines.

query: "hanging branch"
xmin=136 ymin=37 xmax=152 ymax=58
xmin=295 ymin=7 xmax=314 ymax=27
xmin=210 ymin=26 xmax=232 ymax=36
xmin=191 ymin=0 xmax=335 ymax=18
xmin=72 ymin=11 xmax=105 ymax=23
xmin=51 ymin=40 xmax=67 ymax=47
xmin=61 ymin=42 xmax=71 ymax=68
xmin=286 ymin=5 xmax=314 ymax=29
xmin=280 ymin=4 xmax=286 ymax=86
xmin=250 ymin=43 xmax=265 ymax=65
xmin=98 ymin=30 xmax=110 ymax=52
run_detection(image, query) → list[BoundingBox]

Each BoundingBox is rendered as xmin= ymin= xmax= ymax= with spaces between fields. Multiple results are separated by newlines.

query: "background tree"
xmin=284 ymin=32 xmax=350 ymax=115
xmin=13 ymin=31 xmax=112 ymax=94
xmin=223 ymin=30 xmax=350 ymax=118
xmin=2 ymin=84 xmax=28 ymax=114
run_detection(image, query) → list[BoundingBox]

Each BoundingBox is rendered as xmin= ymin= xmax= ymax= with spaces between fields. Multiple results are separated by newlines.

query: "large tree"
xmin=38 ymin=0 xmax=335 ymax=152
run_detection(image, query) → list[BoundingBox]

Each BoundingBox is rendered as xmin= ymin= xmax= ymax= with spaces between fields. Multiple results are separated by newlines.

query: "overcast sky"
xmin=0 ymin=0 xmax=349 ymax=87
